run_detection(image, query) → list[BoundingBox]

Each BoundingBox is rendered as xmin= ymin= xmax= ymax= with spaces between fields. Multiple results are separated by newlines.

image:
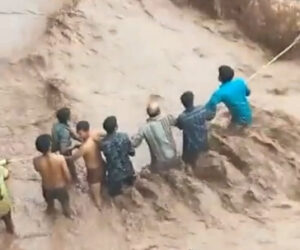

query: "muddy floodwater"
xmin=0 ymin=0 xmax=300 ymax=250
xmin=0 ymin=0 xmax=67 ymax=60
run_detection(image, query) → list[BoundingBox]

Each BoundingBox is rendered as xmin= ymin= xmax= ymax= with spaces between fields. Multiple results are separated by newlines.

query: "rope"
xmin=248 ymin=33 xmax=300 ymax=82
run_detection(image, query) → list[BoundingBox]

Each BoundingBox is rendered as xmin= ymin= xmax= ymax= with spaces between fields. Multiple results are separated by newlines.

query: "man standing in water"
xmin=177 ymin=91 xmax=214 ymax=166
xmin=67 ymin=121 xmax=105 ymax=210
xmin=0 ymin=159 xmax=14 ymax=234
xmin=132 ymin=102 xmax=180 ymax=172
xmin=33 ymin=134 xmax=72 ymax=217
xmin=100 ymin=116 xmax=136 ymax=197
xmin=205 ymin=65 xmax=252 ymax=128
xmin=52 ymin=108 xmax=80 ymax=182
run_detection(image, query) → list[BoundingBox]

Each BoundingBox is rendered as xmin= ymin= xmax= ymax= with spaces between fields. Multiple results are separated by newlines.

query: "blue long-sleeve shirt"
xmin=205 ymin=77 xmax=252 ymax=125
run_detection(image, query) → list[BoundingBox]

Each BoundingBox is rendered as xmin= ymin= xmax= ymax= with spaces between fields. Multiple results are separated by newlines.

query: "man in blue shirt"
xmin=100 ymin=116 xmax=136 ymax=197
xmin=177 ymin=91 xmax=214 ymax=166
xmin=205 ymin=65 xmax=252 ymax=126
xmin=52 ymin=108 xmax=80 ymax=182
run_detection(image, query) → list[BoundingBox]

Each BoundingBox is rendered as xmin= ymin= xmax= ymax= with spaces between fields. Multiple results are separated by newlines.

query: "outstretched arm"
xmin=126 ymin=135 xmax=135 ymax=157
xmin=205 ymin=90 xmax=223 ymax=119
xmin=131 ymin=128 xmax=144 ymax=148
xmin=166 ymin=114 xmax=177 ymax=127
xmin=69 ymin=127 xmax=81 ymax=142
xmin=65 ymin=146 xmax=84 ymax=162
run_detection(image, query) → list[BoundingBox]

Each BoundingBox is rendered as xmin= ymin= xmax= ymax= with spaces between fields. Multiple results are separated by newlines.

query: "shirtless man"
xmin=67 ymin=121 xmax=105 ymax=210
xmin=33 ymin=134 xmax=72 ymax=217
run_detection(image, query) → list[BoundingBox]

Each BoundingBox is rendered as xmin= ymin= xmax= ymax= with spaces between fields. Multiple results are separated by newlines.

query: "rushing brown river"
xmin=0 ymin=0 xmax=67 ymax=60
xmin=0 ymin=0 xmax=300 ymax=250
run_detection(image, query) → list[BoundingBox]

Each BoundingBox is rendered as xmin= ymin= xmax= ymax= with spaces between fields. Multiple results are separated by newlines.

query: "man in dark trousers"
xmin=100 ymin=116 xmax=136 ymax=197
xmin=177 ymin=91 xmax=214 ymax=166
xmin=51 ymin=108 xmax=80 ymax=182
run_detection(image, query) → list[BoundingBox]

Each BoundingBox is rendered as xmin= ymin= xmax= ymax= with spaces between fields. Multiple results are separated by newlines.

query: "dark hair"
xmin=218 ymin=65 xmax=234 ymax=83
xmin=56 ymin=108 xmax=71 ymax=124
xmin=76 ymin=120 xmax=90 ymax=132
xmin=35 ymin=134 xmax=52 ymax=154
xmin=180 ymin=91 xmax=194 ymax=108
xmin=103 ymin=116 xmax=117 ymax=134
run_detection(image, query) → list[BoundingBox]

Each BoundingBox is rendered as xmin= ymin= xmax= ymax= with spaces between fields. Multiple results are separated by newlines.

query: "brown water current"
xmin=0 ymin=0 xmax=300 ymax=249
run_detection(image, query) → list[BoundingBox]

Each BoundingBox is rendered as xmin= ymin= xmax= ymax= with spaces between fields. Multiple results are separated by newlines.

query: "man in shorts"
xmin=67 ymin=121 xmax=105 ymax=210
xmin=33 ymin=134 xmax=72 ymax=218
xmin=177 ymin=91 xmax=214 ymax=166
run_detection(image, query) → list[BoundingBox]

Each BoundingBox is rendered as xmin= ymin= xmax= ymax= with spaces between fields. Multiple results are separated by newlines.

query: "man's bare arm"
xmin=33 ymin=158 xmax=40 ymax=173
xmin=131 ymin=128 xmax=144 ymax=148
xmin=61 ymin=157 xmax=72 ymax=183
xmin=65 ymin=146 xmax=85 ymax=162
xmin=92 ymin=130 xmax=106 ymax=143
xmin=69 ymin=128 xmax=81 ymax=142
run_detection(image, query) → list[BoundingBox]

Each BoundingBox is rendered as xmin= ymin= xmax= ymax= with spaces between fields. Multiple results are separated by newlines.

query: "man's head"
xmin=218 ymin=65 xmax=234 ymax=83
xmin=76 ymin=120 xmax=90 ymax=141
xmin=147 ymin=102 xmax=161 ymax=118
xmin=56 ymin=108 xmax=71 ymax=124
xmin=35 ymin=134 xmax=52 ymax=155
xmin=103 ymin=116 xmax=118 ymax=134
xmin=180 ymin=91 xmax=194 ymax=109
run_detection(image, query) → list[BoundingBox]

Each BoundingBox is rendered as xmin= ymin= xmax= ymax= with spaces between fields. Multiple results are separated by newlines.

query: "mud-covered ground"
xmin=0 ymin=0 xmax=300 ymax=249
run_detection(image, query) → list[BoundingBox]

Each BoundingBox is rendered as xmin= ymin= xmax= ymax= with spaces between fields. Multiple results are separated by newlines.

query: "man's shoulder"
xmin=49 ymin=153 xmax=65 ymax=162
xmin=118 ymin=132 xmax=129 ymax=140
xmin=194 ymin=105 xmax=205 ymax=111
xmin=193 ymin=106 xmax=209 ymax=117
xmin=231 ymin=77 xmax=246 ymax=86
xmin=178 ymin=110 xmax=186 ymax=119
xmin=53 ymin=122 xmax=69 ymax=135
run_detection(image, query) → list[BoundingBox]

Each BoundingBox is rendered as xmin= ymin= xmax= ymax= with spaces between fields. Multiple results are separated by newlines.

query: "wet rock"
xmin=135 ymin=178 xmax=159 ymax=200
xmin=194 ymin=151 xmax=228 ymax=184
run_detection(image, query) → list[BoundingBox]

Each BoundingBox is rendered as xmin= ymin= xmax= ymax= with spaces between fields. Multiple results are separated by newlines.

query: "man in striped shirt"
xmin=177 ymin=91 xmax=214 ymax=166
xmin=132 ymin=103 xmax=180 ymax=172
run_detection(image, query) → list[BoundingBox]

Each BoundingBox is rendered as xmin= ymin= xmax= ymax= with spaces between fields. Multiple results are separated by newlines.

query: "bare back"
xmin=34 ymin=153 xmax=71 ymax=189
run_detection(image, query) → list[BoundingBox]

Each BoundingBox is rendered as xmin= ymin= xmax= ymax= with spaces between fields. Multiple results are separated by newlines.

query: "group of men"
xmin=0 ymin=65 xmax=252 ymax=233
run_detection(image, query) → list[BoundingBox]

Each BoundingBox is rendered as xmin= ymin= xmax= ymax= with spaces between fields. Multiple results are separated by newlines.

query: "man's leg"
xmin=57 ymin=188 xmax=72 ymax=218
xmin=108 ymin=180 xmax=123 ymax=197
xmin=42 ymin=188 xmax=55 ymax=213
xmin=2 ymin=212 xmax=14 ymax=234
xmin=90 ymin=183 xmax=102 ymax=210
xmin=66 ymin=158 xmax=79 ymax=183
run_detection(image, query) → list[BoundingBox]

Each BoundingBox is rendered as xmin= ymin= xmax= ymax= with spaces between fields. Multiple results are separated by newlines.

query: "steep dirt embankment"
xmin=1 ymin=0 xmax=300 ymax=250
xmin=172 ymin=0 xmax=300 ymax=57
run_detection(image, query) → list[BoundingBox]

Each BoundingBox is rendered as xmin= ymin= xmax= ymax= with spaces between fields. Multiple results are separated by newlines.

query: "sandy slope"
xmin=0 ymin=0 xmax=300 ymax=249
